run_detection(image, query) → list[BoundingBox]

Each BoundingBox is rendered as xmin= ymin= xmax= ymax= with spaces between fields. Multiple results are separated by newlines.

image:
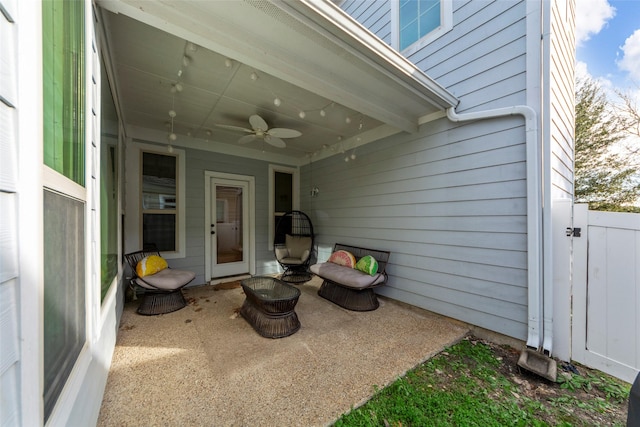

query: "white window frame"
xmin=268 ymin=164 xmax=299 ymax=251
xmin=125 ymin=142 xmax=186 ymax=259
xmin=38 ymin=0 xmax=97 ymax=424
xmin=391 ymin=0 xmax=453 ymax=56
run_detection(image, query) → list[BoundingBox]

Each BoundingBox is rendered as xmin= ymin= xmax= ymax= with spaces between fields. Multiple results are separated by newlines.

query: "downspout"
xmin=446 ymin=106 xmax=543 ymax=351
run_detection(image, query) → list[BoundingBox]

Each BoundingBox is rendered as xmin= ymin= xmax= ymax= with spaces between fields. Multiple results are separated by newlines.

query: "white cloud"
xmin=618 ymin=29 xmax=640 ymax=81
xmin=575 ymin=0 xmax=616 ymax=44
xmin=575 ymin=60 xmax=615 ymax=93
xmin=575 ymin=60 xmax=590 ymax=80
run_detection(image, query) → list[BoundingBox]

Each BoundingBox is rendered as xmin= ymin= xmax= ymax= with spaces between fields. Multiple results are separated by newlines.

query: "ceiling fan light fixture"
xmin=214 ymin=114 xmax=300 ymax=149
xmin=168 ymin=110 xmax=177 ymax=118
xmin=274 ymin=97 xmax=281 ymax=107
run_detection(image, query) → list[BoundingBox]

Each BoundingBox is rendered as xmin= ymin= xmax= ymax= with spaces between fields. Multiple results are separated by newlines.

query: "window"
xmin=100 ymin=59 xmax=119 ymax=301
xmin=268 ymin=165 xmax=298 ymax=249
xmin=43 ymin=190 xmax=86 ymax=421
xmin=274 ymin=171 xmax=293 ymax=244
xmin=392 ymin=0 xmax=452 ymax=54
xmin=42 ymin=0 xmax=86 ymax=421
xmin=141 ymin=151 xmax=178 ymax=252
xmin=43 ymin=0 xmax=86 ymax=185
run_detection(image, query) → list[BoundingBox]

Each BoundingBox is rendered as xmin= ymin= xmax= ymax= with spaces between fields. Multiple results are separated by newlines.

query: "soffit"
xmin=98 ymin=0 xmax=458 ymax=163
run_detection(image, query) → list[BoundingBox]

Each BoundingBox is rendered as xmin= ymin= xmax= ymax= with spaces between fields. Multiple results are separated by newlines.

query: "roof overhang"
xmin=98 ymin=0 xmax=458 ymax=140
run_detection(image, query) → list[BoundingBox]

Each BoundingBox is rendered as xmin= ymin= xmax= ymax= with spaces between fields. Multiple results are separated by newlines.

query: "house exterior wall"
xmin=547 ymin=0 xmax=576 ymax=359
xmin=303 ymin=114 xmax=530 ymax=339
xmin=318 ymin=0 xmax=536 ymax=340
xmin=124 ymin=141 xmax=286 ymax=283
xmin=2 ymin=2 xmax=124 ymax=425
xmin=181 ymin=148 xmax=285 ymax=279
xmin=1 ymin=0 xmax=22 ymax=424
xmin=340 ymin=0 xmax=391 ymax=45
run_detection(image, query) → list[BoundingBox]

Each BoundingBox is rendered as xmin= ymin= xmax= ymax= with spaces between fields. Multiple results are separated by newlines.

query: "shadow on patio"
xmin=97 ymin=276 xmax=469 ymax=426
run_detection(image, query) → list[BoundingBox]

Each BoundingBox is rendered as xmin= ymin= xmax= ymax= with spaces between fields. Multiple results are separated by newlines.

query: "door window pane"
xmin=216 ymin=186 xmax=243 ymax=264
xmin=43 ymin=189 xmax=86 ymax=421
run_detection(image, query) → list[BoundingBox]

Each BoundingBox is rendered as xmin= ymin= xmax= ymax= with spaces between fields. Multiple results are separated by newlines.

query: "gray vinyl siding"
xmin=548 ymin=0 xmax=575 ymax=199
xmin=413 ymin=1 xmax=527 ymax=112
xmin=340 ymin=1 xmax=528 ymax=113
xmin=317 ymin=0 xmax=531 ymax=340
xmin=302 ymin=115 xmax=529 ymax=340
xmin=340 ymin=0 xmax=391 ymax=45
xmin=0 ymin=1 xmax=21 ymax=424
xmin=165 ymin=148 xmax=285 ymax=283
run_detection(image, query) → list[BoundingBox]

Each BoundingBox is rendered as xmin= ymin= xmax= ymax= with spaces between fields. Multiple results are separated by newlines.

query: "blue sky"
xmin=576 ymin=0 xmax=640 ymax=94
xmin=575 ymin=0 xmax=639 ymax=203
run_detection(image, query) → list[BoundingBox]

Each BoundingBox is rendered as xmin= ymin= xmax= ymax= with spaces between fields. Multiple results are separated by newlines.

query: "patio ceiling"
xmin=98 ymin=0 xmax=458 ymax=164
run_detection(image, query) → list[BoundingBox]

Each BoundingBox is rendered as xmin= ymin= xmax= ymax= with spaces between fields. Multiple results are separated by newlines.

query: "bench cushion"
xmin=136 ymin=268 xmax=195 ymax=291
xmin=310 ymin=262 xmax=385 ymax=289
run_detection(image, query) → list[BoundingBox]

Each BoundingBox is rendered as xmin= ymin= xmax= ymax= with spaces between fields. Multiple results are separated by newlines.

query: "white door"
xmin=210 ymin=177 xmax=249 ymax=278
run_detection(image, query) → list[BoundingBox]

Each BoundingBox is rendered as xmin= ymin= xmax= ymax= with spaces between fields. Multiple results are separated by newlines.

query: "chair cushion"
xmin=136 ymin=255 xmax=168 ymax=277
xmin=278 ymin=249 xmax=310 ymax=265
xmin=355 ymin=255 xmax=378 ymax=275
xmin=310 ymin=262 xmax=385 ymax=289
xmin=286 ymin=235 xmax=312 ymax=259
xmin=327 ymin=250 xmax=356 ymax=268
xmin=275 ymin=247 xmax=289 ymax=261
xmin=136 ymin=268 xmax=195 ymax=290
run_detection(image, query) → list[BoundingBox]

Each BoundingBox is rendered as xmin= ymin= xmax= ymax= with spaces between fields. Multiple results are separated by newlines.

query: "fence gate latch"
xmin=565 ymin=227 xmax=581 ymax=237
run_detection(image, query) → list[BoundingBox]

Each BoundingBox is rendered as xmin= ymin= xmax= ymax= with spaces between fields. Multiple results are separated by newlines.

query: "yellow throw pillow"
xmin=136 ymin=255 xmax=168 ymax=277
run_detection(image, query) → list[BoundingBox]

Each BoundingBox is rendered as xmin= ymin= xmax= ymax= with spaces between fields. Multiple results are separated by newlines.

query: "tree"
xmin=615 ymin=87 xmax=640 ymax=168
xmin=574 ymin=77 xmax=640 ymax=211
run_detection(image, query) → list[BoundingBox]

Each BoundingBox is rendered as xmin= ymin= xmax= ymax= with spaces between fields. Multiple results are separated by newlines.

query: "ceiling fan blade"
xmin=264 ymin=135 xmax=286 ymax=148
xmin=268 ymin=128 xmax=302 ymax=138
xmin=249 ymin=114 xmax=268 ymax=131
xmin=214 ymin=124 xmax=253 ymax=133
xmin=238 ymin=134 xmax=257 ymax=145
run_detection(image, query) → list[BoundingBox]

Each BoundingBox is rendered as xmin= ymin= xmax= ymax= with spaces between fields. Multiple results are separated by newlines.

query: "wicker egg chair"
xmin=274 ymin=210 xmax=315 ymax=283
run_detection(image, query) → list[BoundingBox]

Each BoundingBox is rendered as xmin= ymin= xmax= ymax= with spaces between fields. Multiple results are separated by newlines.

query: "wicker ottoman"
xmin=240 ymin=276 xmax=301 ymax=338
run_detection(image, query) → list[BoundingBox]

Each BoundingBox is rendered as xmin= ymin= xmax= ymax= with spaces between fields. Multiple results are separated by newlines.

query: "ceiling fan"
xmin=215 ymin=114 xmax=302 ymax=148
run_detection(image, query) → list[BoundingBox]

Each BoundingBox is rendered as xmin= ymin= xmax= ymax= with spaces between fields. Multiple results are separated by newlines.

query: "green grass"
xmin=333 ymin=338 xmax=630 ymax=427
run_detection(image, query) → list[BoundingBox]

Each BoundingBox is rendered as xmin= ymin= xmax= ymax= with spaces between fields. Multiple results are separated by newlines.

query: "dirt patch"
xmin=437 ymin=337 xmax=630 ymax=426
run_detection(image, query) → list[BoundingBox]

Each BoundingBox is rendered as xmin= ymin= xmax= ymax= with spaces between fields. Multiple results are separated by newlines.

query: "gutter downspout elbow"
xmin=446 ymin=106 xmax=543 ymax=351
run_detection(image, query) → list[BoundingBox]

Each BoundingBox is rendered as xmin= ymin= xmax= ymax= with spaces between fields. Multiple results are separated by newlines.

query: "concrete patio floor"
xmin=97 ymin=276 xmax=469 ymax=426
